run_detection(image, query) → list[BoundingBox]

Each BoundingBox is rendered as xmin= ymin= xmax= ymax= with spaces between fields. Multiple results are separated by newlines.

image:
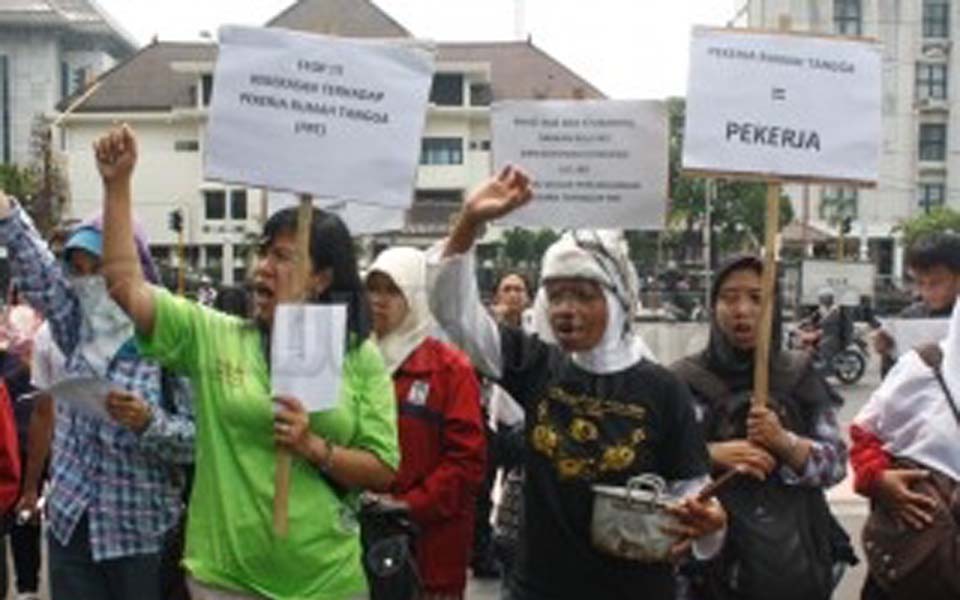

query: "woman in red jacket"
xmin=366 ymin=246 xmax=487 ymax=600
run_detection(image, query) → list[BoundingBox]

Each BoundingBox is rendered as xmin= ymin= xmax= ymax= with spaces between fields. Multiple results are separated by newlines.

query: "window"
xmin=919 ymin=123 xmax=947 ymax=160
xmin=205 ymin=245 xmax=223 ymax=280
xmin=415 ymin=189 xmax=463 ymax=204
xmin=60 ymin=63 xmax=91 ymax=98
xmin=230 ymin=189 xmax=248 ymax=220
xmin=918 ymin=182 xmax=946 ymax=211
xmin=470 ymin=82 xmax=493 ymax=106
xmin=429 ymin=74 xmax=464 ymax=106
xmin=60 ymin=61 xmax=70 ymax=100
xmin=820 ymin=186 xmax=859 ymax=221
xmin=204 ymin=190 xmax=226 ymax=220
xmin=924 ymin=0 xmax=950 ymax=38
xmin=174 ymin=140 xmax=200 ymax=152
xmin=420 ymin=138 xmax=463 ymax=165
xmin=201 ymin=74 xmax=214 ymax=106
xmin=72 ymin=67 xmax=90 ymax=94
xmin=917 ymin=63 xmax=948 ymax=100
xmin=0 ymin=56 xmax=8 ymax=164
xmin=834 ymin=0 xmax=862 ymax=35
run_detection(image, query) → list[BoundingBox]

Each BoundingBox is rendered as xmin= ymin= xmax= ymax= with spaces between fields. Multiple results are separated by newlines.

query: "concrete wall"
xmin=0 ymin=30 xmax=59 ymax=166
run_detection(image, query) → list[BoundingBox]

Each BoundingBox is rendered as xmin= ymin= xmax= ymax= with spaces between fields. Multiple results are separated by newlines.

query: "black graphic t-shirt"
xmin=496 ymin=326 xmax=709 ymax=600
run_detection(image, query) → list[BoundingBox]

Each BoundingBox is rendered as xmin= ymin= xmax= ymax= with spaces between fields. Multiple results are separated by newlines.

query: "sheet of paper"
xmin=884 ymin=318 xmax=951 ymax=357
xmin=271 ymin=304 xmax=346 ymax=412
xmin=47 ymin=377 xmax=116 ymax=420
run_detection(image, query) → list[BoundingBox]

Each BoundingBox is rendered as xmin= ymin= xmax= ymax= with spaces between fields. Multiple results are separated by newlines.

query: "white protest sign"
xmin=271 ymin=304 xmax=346 ymax=412
xmin=801 ymin=260 xmax=876 ymax=306
xmin=492 ymin=100 xmax=667 ymax=229
xmin=205 ymin=26 xmax=434 ymax=209
xmin=268 ymin=192 xmax=406 ymax=235
xmin=682 ymin=28 xmax=881 ymax=183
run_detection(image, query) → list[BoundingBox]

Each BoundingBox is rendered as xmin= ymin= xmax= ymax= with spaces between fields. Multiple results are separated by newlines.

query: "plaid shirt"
xmin=0 ymin=203 xmax=194 ymax=561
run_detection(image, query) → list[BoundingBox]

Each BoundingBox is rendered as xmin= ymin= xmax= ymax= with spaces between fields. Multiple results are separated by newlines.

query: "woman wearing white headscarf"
xmin=851 ymin=299 xmax=960 ymax=600
xmin=426 ymin=167 xmax=726 ymax=600
xmin=365 ymin=247 xmax=487 ymax=600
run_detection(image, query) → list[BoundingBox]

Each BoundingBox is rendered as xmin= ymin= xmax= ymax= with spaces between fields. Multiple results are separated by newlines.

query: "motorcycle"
xmin=788 ymin=322 xmax=868 ymax=385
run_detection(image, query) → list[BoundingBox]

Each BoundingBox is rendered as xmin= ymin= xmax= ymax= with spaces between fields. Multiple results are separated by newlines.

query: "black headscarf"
xmin=703 ymin=255 xmax=784 ymax=393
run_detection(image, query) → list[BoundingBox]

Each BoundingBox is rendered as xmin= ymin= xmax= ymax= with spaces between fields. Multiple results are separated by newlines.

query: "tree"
xmin=896 ymin=207 xmax=960 ymax=249
xmin=23 ymin=116 xmax=70 ymax=237
xmin=501 ymin=228 xmax=559 ymax=269
xmin=0 ymin=164 xmax=36 ymax=201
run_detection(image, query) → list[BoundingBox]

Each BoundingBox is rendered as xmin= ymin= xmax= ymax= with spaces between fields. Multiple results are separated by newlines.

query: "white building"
xmin=747 ymin=0 xmax=959 ymax=280
xmin=0 ymin=0 xmax=135 ymax=166
xmin=56 ymin=0 xmax=603 ymax=286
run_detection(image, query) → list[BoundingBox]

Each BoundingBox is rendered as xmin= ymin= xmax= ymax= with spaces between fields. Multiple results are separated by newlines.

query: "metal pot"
xmin=590 ymin=473 xmax=680 ymax=562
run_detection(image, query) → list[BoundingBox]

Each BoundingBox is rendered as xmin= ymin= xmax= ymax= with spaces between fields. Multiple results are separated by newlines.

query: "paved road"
xmin=7 ymin=358 xmax=880 ymax=600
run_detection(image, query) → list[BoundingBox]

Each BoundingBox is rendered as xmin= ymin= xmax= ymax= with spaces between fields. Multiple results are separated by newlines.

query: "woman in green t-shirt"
xmin=94 ymin=125 xmax=399 ymax=600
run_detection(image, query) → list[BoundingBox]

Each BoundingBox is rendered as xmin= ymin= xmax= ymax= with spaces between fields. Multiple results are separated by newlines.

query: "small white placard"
xmin=682 ymin=28 xmax=881 ymax=183
xmin=48 ymin=377 xmax=116 ymax=420
xmin=271 ymin=304 xmax=346 ymax=412
xmin=492 ymin=100 xmax=667 ymax=229
xmin=205 ymin=25 xmax=434 ymax=209
xmin=885 ymin=318 xmax=950 ymax=358
xmin=801 ymin=260 xmax=876 ymax=306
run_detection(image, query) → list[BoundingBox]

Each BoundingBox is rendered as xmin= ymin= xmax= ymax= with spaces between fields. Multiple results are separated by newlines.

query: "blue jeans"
xmin=48 ymin=515 xmax=162 ymax=600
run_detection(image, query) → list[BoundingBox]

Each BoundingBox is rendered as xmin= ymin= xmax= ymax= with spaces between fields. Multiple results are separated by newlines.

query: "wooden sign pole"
xmin=751 ymin=183 xmax=781 ymax=407
xmin=752 ymin=15 xmax=791 ymax=409
xmin=273 ymin=194 xmax=314 ymax=536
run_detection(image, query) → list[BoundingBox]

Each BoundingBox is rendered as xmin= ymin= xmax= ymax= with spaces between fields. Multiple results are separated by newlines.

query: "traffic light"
xmin=841 ymin=216 xmax=852 ymax=235
xmin=168 ymin=209 xmax=183 ymax=233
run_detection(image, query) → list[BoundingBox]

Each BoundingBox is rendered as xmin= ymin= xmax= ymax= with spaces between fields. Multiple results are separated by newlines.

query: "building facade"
xmin=56 ymin=0 xmax=603 ymax=286
xmin=0 ymin=0 xmax=135 ymax=166
xmin=748 ymin=0 xmax=959 ymax=280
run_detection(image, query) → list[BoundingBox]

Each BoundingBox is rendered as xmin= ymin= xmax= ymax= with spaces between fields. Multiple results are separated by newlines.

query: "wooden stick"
xmin=752 ymin=183 xmax=781 ymax=407
xmin=273 ymin=194 xmax=315 ymax=536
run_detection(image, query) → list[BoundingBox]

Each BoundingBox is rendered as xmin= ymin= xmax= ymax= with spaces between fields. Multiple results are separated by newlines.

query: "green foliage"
xmin=896 ymin=207 xmax=960 ymax=248
xmin=0 ymin=164 xmax=37 ymax=200
xmin=502 ymin=228 xmax=560 ymax=268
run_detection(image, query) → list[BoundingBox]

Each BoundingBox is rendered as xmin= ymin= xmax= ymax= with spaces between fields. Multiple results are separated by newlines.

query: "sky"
xmin=92 ymin=0 xmax=743 ymax=99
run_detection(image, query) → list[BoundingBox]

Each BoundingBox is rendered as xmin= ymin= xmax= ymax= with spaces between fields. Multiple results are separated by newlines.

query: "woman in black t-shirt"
xmin=427 ymin=167 xmax=727 ymax=600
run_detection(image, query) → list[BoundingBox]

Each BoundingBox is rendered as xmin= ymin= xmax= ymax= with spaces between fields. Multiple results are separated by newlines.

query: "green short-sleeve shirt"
xmin=137 ymin=287 xmax=398 ymax=599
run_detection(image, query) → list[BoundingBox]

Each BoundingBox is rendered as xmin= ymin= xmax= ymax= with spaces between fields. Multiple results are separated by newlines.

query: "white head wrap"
xmin=531 ymin=230 xmax=655 ymax=374
xmin=367 ymin=247 xmax=435 ymax=374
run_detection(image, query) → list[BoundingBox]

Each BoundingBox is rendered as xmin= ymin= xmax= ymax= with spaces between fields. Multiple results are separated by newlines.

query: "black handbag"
xmin=359 ymin=497 xmax=422 ymax=600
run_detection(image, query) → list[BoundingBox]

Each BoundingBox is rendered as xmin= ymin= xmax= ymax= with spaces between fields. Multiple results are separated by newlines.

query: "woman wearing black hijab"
xmin=671 ymin=255 xmax=851 ymax=600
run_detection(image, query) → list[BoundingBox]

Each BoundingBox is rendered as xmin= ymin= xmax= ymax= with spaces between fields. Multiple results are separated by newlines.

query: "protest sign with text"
xmin=205 ymin=26 xmax=434 ymax=209
xmin=492 ymin=100 xmax=667 ymax=229
xmin=682 ymin=28 xmax=881 ymax=184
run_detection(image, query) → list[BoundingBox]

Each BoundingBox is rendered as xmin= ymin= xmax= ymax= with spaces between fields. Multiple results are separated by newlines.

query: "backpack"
xmin=0 ymin=381 xmax=20 ymax=515
xmin=672 ymin=353 xmax=837 ymax=600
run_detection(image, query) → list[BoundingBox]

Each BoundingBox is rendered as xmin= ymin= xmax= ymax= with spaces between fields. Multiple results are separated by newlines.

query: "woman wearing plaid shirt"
xmin=0 ymin=197 xmax=195 ymax=598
